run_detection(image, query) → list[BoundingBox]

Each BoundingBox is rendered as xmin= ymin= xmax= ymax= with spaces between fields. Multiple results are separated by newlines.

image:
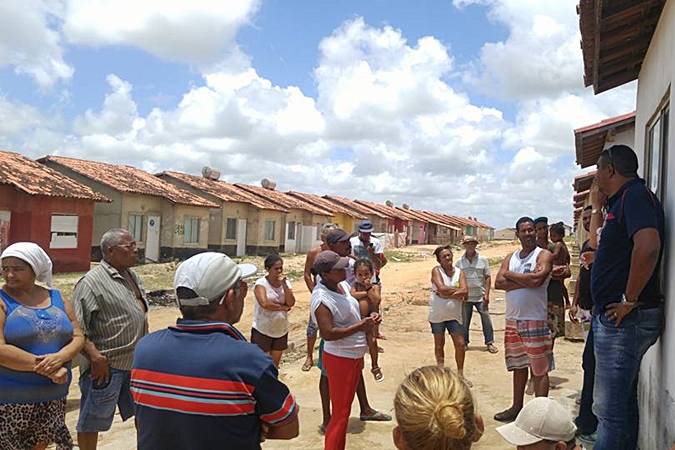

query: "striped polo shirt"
xmin=456 ymin=252 xmax=491 ymax=302
xmin=72 ymin=260 xmax=148 ymax=372
xmin=131 ymin=320 xmax=298 ymax=449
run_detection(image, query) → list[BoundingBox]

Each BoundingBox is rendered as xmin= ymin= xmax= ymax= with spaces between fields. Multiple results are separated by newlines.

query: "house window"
xmin=645 ymin=104 xmax=669 ymax=203
xmin=50 ymin=214 xmax=78 ymax=249
xmin=265 ymin=220 xmax=276 ymax=241
xmin=184 ymin=218 xmax=200 ymax=244
xmin=225 ymin=218 xmax=237 ymax=240
xmin=287 ymin=221 xmax=296 ymax=240
xmin=128 ymin=214 xmax=144 ymax=242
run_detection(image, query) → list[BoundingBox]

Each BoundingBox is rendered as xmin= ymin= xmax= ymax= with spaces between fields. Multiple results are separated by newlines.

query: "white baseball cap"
xmin=173 ymin=252 xmax=257 ymax=306
xmin=496 ymin=398 xmax=577 ymax=445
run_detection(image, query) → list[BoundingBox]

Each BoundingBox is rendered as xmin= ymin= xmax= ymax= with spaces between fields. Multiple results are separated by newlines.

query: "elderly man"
xmin=72 ymin=228 xmax=149 ymax=450
xmin=497 ymin=397 xmax=580 ymax=449
xmin=456 ymin=235 xmax=497 ymax=353
xmin=494 ymin=217 xmax=553 ymax=422
xmin=350 ymin=220 xmax=387 ymax=284
xmin=302 ymin=223 xmax=336 ymax=372
xmin=590 ymin=145 xmax=665 ymax=450
xmin=131 ymin=252 xmax=298 ymax=448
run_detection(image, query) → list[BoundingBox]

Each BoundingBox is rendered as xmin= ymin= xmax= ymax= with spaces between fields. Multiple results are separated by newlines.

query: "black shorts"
xmin=251 ymin=328 xmax=288 ymax=352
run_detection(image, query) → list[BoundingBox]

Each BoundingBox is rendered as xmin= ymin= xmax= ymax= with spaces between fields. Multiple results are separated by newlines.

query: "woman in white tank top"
xmin=429 ymin=245 xmax=471 ymax=386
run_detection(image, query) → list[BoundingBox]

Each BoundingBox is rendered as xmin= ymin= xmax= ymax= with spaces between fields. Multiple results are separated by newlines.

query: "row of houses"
xmin=0 ymin=151 xmax=494 ymax=273
xmin=573 ymin=0 xmax=673 ymax=447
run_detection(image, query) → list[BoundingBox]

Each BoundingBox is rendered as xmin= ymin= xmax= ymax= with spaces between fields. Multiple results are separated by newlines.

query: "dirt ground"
xmin=62 ymin=242 xmax=585 ymax=449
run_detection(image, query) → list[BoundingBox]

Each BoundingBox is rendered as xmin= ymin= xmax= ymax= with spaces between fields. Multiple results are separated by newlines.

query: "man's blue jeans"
xmin=462 ymin=301 xmax=495 ymax=345
xmin=592 ymin=306 xmax=662 ymax=450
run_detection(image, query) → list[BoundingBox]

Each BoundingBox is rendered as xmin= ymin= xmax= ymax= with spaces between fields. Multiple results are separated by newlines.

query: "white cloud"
xmin=0 ymin=0 xmax=73 ymax=88
xmin=459 ymin=0 xmax=585 ymax=100
xmin=62 ymin=0 xmax=261 ymax=64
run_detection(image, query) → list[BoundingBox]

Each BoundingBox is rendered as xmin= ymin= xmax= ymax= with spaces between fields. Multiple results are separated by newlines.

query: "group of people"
xmin=0 ymin=145 xmax=667 ymax=450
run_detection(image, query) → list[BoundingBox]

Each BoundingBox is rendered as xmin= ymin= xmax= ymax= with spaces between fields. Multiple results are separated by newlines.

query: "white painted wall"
xmin=633 ymin=1 xmax=675 ymax=448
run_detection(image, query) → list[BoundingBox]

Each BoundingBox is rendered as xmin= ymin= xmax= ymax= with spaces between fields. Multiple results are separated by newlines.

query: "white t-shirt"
xmin=429 ymin=266 xmax=463 ymax=324
xmin=252 ymin=277 xmax=292 ymax=338
xmin=310 ymin=281 xmax=367 ymax=359
xmin=504 ymin=247 xmax=550 ymax=321
xmin=350 ymin=236 xmax=382 ymax=282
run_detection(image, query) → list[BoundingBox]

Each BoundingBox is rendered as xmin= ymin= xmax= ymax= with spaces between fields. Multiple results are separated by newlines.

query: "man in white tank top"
xmin=493 ymin=217 xmax=554 ymax=423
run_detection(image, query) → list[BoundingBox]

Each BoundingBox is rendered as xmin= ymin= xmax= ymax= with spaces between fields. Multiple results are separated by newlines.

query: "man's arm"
xmin=72 ymin=279 xmax=110 ymax=383
xmin=625 ymin=228 xmax=661 ymax=301
xmin=494 ymin=253 xmax=523 ymax=291
xmin=504 ymin=251 xmax=553 ymax=288
xmin=303 ymin=248 xmax=318 ymax=292
xmin=265 ymin=415 xmax=299 ymax=440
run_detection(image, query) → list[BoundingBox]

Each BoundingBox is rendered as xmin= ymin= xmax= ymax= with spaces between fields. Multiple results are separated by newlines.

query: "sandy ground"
xmin=63 ymin=242 xmax=585 ymax=449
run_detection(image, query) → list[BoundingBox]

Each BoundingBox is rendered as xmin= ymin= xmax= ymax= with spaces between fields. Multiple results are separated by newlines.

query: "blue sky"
xmin=0 ymin=0 xmax=636 ymax=229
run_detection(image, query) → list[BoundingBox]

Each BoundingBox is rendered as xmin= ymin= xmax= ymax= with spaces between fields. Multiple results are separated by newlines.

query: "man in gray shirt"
xmin=456 ymin=236 xmax=497 ymax=354
xmin=72 ymin=228 xmax=148 ymax=450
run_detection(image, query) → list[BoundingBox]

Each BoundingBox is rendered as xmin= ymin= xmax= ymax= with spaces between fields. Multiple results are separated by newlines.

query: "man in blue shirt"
xmin=131 ymin=253 xmax=299 ymax=449
xmin=590 ymin=145 xmax=665 ymax=450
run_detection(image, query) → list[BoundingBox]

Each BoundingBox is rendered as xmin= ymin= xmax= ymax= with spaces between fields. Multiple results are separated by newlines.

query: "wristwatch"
xmin=621 ymin=293 xmax=638 ymax=308
xmin=591 ymin=208 xmax=602 ymax=215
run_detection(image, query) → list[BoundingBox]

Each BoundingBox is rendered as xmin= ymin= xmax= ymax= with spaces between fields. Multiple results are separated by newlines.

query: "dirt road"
xmin=63 ymin=242 xmax=585 ymax=449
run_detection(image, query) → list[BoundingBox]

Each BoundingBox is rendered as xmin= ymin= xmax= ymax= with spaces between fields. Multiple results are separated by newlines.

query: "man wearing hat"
xmin=350 ymin=220 xmax=387 ymax=284
xmin=496 ymin=397 xmax=580 ymax=449
xmin=130 ymin=253 xmax=299 ymax=449
xmin=456 ymin=235 xmax=497 ymax=354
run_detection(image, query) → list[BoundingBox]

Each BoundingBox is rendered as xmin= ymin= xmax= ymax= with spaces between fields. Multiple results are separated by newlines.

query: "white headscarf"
xmin=1 ymin=242 xmax=53 ymax=287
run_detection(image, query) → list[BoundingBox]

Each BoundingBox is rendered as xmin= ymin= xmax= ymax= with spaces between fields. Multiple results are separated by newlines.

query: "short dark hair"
xmin=601 ymin=144 xmax=639 ymax=177
xmin=264 ymin=254 xmax=283 ymax=269
xmin=354 ymin=258 xmax=374 ymax=273
xmin=583 ymin=204 xmax=593 ymax=212
xmin=515 ymin=216 xmax=534 ymax=231
xmin=177 ymin=287 xmax=221 ymax=320
xmin=433 ymin=245 xmax=453 ymax=262
xmin=533 ymin=216 xmax=548 ymax=226
xmin=550 ymin=222 xmax=565 ymax=237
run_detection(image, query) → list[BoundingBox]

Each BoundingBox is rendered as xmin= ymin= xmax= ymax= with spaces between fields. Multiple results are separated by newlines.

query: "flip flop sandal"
xmin=318 ymin=424 xmax=327 ymax=435
xmin=360 ymin=411 xmax=392 ymax=421
xmin=371 ymin=366 xmax=384 ymax=382
xmin=494 ymin=409 xmax=520 ymax=422
xmin=301 ymin=361 xmax=313 ymax=372
xmin=487 ymin=344 xmax=499 ymax=354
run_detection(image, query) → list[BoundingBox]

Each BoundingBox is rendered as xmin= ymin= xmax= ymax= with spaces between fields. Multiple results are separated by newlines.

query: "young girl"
xmin=252 ymin=254 xmax=295 ymax=368
xmin=350 ymin=258 xmax=384 ymax=382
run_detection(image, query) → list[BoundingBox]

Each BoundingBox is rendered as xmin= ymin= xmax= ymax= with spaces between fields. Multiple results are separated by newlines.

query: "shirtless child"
xmin=350 ymin=258 xmax=384 ymax=382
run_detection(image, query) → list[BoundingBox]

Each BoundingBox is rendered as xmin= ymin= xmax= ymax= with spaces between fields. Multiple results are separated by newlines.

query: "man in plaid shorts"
xmin=493 ymin=216 xmax=554 ymax=423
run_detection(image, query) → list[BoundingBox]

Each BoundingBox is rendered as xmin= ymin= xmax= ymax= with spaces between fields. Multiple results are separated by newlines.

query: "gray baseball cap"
xmin=173 ymin=252 xmax=257 ymax=306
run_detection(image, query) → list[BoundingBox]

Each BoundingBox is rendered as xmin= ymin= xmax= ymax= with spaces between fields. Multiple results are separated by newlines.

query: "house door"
xmin=0 ymin=211 xmax=10 ymax=253
xmin=236 ymin=219 xmax=247 ymax=256
xmin=146 ymin=215 xmax=160 ymax=262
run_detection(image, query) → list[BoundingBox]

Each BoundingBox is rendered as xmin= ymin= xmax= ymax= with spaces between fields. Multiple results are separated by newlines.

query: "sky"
xmin=0 ymin=0 xmax=638 ymax=230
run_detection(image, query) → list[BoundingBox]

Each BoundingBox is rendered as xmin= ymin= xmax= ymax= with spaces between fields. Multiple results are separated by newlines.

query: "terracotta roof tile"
xmin=40 ymin=155 xmax=218 ymax=208
xmin=158 ymin=171 xmax=286 ymax=212
xmin=322 ymin=196 xmax=390 ymax=219
xmin=0 ymin=150 xmax=111 ymax=202
xmin=234 ymin=184 xmax=333 ymax=217
xmin=286 ymin=191 xmax=367 ymax=219
xmin=416 ymin=210 xmax=462 ymax=231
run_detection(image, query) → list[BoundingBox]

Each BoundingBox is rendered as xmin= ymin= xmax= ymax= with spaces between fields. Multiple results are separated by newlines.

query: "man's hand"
xmin=90 ymin=353 xmax=110 ymax=384
xmin=369 ymin=312 xmax=382 ymax=324
xmin=604 ymin=302 xmax=635 ymax=327
xmin=482 ymin=293 xmax=489 ymax=307
xmin=49 ymin=367 xmax=69 ymax=385
xmin=580 ymin=251 xmax=595 ymax=269
xmin=569 ymin=303 xmax=579 ymax=323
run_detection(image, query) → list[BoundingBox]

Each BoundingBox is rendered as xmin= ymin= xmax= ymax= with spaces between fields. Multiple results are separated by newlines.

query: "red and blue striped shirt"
xmin=131 ymin=319 xmax=298 ymax=449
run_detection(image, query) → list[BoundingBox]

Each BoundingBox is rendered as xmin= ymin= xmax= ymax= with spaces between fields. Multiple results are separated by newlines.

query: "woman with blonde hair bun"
xmin=393 ymin=366 xmax=483 ymax=450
